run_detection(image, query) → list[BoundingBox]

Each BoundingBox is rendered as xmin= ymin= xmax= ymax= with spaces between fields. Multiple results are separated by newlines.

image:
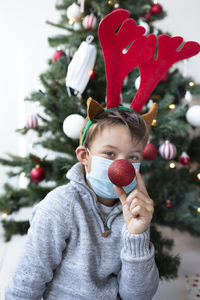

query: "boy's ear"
xmin=75 ymin=146 xmax=88 ymax=166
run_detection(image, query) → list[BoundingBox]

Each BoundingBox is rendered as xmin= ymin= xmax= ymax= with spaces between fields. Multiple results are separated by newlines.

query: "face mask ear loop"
xmin=84 ymin=149 xmax=90 ymax=176
xmin=86 ymin=148 xmax=92 ymax=157
xmin=85 ymin=148 xmax=93 ymax=176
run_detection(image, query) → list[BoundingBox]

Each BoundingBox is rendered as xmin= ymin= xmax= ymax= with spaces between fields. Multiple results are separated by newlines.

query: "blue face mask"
xmin=85 ymin=149 xmax=140 ymax=199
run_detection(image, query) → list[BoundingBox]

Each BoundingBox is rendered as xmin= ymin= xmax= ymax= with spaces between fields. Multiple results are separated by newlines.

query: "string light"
xmin=197 ymin=173 xmax=200 ymax=181
xmin=114 ymin=3 xmax=120 ymax=8
xmin=169 ymin=162 xmax=176 ymax=169
xmin=89 ymin=70 xmax=94 ymax=76
xmin=169 ymin=104 xmax=176 ymax=110
xmin=1 ymin=211 xmax=8 ymax=219
xmin=108 ymin=0 xmax=113 ymax=5
xmin=68 ymin=18 xmax=75 ymax=25
xmin=152 ymin=119 xmax=157 ymax=126
xmin=189 ymin=81 xmax=195 ymax=87
xmin=89 ymin=69 xmax=95 ymax=80
xmin=190 ymin=205 xmax=200 ymax=213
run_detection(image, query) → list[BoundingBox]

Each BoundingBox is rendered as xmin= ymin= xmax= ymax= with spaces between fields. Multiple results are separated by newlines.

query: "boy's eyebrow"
xmin=102 ymin=145 xmax=119 ymax=150
xmin=130 ymin=150 xmax=142 ymax=154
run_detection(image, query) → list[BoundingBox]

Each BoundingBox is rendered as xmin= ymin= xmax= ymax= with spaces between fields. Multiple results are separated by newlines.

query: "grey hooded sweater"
xmin=5 ymin=162 xmax=159 ymax=300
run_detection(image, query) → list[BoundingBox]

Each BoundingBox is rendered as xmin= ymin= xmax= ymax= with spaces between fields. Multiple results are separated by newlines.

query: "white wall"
xmin=155 ymin=0 xmax=200 ymax=81
xmin=0 ymin=0 xmax=200 ymax=191
xmin=0 ymin=0 xmax=60 ymax=191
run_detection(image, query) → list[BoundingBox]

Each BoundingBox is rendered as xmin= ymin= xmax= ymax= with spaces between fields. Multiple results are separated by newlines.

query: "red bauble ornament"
xmin=166 ymin=200 xmax=173 ymax=209
xmin=144 ymin=12 xmax=151 ymax=20
xmin=82 ymin=13 xmax=98 ymax=31
xmin=30 ymin=166 xmax=45 ymax=183
xmin=179 ymin=152 xmax=190 ymax=165
xmin=143 ymin=143 xmax=158 ymax=160
xmin=159 ymin=140 xmax=177 ymax=160
xmin=52 ymin=50 xmax=66 ymax=63
xmin=26 ymin=115 xmax=38 ymax=129
xmin=150 ymin=4 xmax=163 ymax=15
xmin=108 ymin=159 xmax=135 ymax=187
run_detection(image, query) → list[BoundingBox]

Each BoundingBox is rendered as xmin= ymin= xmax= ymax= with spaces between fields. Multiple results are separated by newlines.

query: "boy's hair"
xmin=80 ymin=110 xmax=149 ymax=149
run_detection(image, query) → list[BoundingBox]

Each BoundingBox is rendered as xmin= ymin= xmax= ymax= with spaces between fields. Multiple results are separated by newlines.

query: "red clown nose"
xmin=108 ymin=159 xmax=135 ymax=187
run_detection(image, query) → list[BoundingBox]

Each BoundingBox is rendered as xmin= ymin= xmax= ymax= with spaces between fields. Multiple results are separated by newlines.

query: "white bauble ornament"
xmin=138 ymin=20 xmax=150 ymax=35
xmin=67 ymin=3 xmax=82 ymax=23
xmin=66 ymin=35 xmax=97 ymax=95
xmin=135 ymin=76 xmax=141 ymax=90
xmin=63 ymin=114 xmax=85 ymax=139
xmin=159 ymin=140 xmax=177 ymax=160
xmin=83 ymin=13 xmax=98 ymax=31
xmin=186 ymin=105 xmax=200 ymax=127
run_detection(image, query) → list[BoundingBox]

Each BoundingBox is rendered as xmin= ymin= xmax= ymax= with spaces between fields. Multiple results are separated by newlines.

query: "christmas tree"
xmin=0 ymin=0 xmax=200 ymax=281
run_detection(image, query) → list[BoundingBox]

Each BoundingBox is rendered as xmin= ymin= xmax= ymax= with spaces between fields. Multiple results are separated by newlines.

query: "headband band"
xmin=80 ymin=106 xmax=136 ymax=145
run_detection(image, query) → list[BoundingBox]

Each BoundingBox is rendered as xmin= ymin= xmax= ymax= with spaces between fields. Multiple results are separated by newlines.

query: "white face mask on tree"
xmin=85 ymin=149 xmax=140 ymax=199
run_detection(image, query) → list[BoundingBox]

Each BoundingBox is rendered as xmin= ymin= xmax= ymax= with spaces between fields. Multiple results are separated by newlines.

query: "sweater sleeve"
xmin=118 ymin=224 xmax=159 ymax=300
xmin=5 ymin=189 xmax=73 ymax=300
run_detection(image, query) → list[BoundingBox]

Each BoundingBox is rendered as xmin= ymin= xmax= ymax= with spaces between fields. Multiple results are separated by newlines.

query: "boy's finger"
xmin=114 ymin=185 xmax=127 ymax=205
xmin=135 ymin=169 xmax=148 ymax=196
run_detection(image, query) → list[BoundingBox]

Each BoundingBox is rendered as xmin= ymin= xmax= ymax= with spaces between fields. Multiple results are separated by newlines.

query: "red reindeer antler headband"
xmin=80 ymin=9 xmax=200 ymax=145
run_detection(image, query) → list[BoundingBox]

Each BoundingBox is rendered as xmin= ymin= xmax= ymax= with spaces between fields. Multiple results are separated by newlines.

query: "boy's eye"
xmin=104 ymin=152 xmax=115 ymax=158
xmin=129 ymin=156 xmax=139 ymax=162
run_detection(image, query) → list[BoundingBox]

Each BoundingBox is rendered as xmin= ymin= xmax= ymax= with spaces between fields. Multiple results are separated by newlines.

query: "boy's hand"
xmin=114 ymin=169 xmax=154 ymax=235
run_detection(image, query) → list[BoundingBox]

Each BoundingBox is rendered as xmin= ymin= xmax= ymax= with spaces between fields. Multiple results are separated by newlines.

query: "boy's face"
xmin=86 ymin=124 xmax=146 ymax=173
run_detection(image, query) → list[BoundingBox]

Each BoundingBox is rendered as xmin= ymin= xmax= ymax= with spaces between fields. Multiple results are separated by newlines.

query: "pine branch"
xmin=46 ymin=20 xmax=69 ymax=31
xmin=1 ymin=220 xmax=29 ymax=242
xmin=0 ymin=183 xmax=51 ymax=214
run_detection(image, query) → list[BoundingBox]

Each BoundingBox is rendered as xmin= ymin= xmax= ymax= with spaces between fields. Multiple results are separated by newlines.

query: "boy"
xmin=5 ymin=107 xmax=159 ymax=300
xmin=6 ymin=6 xmax=199 ymax=299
